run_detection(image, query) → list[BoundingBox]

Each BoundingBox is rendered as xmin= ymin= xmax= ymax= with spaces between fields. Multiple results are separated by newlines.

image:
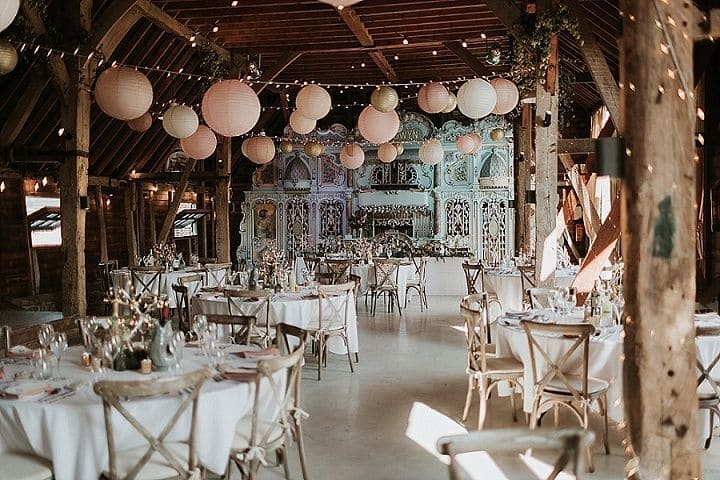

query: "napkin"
xmin=234 ymin=347 xmax=280 ymax=359
xmin=8 ymin=345 xmax=35 ymax=359
xmin=221 ymin=367 xmax=257 ymax=382
xmin=0 ymin=383 xmax=52 ymax=400
xmin=0 ymin=367 xmax=4 ymax=380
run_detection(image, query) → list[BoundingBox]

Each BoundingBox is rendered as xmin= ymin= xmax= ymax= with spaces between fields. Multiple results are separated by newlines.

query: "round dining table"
xmin=0 ymin=345 xmax=274 ymax=480
xmin=484 ymin=267 xmax=577 ymax=312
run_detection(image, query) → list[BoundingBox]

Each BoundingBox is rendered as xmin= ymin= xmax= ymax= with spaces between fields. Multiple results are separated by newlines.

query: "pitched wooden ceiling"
xmin=0 ymin=0 xmax=621 ymax=181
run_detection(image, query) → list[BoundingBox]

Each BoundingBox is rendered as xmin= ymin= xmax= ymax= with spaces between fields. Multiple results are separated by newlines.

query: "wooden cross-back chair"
xmin=461 ymin=294 xmax=523 ymax=429
xmin=518 ymin=266 xmax=536 ymax=309
xmin=406 ymin=256 xmax=429 ymax=311
xmin=323 ymin=259 xmax=353 ymax=284
xmin=528 ymin=287 xmax=562 ymax=310
xmin=225 ymin=289 xmax=273 ymax=347
xmin=205 ymin=262 xmax=233 ymax=287
xmin=302 ymin=256 xmax=321 ymax=276
xmin=437 ymin=428 xmax=595 ymax=480
xmin=93 ymin=368 xmax=213 ymax=480
xmin=171 ymin=274 xmax=205 ymax=332
xmin=98 ymin=260 xmax=120 ymax=313
xmin=227 ymin=346 xmax=308 ymax=480
xmin=521 ymin=320 xmax=609 ymax=472
xmin=370 ymin=258 xmax=402 ymax=316
xmin=461 ymin=261 xmax=502 ymax=339
xmin=696 ymin=325 xmax=720 ymax=448
xmin=130 ymin=266 xmax=164 ymax=299
xmin=277 ymin=323 xmax=308 ymax=355
xmin=203 ymin=314 xmax=256 ymax=346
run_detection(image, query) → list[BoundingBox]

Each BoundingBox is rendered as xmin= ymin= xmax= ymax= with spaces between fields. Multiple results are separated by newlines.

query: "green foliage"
xmin=191 ymin=44 xmax=232 ymax=106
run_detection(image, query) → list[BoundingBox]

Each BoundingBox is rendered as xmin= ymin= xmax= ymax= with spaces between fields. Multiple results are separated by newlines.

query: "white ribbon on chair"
xmin=244 ymin=446 xmax=268 ymax=466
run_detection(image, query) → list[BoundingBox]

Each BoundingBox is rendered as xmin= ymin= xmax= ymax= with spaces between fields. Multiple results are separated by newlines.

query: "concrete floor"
xmin=234 ymin=296 xmax=720 ymax=480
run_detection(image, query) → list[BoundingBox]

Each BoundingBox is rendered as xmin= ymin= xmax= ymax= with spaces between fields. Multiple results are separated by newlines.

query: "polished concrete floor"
xmin=240 ymin=296 xmax=720 ymax=480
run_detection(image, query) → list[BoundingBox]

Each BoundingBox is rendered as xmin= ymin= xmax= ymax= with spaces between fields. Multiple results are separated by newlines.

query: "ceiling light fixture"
xmin=402 ymin=36 xmax=409 ymax=45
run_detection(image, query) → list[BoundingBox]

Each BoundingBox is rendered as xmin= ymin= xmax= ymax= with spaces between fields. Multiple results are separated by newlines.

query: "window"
xmin=26 ymin=196 xmax=61 ymax=247
xmin=174 ymin=202 xmax=197 ymax=238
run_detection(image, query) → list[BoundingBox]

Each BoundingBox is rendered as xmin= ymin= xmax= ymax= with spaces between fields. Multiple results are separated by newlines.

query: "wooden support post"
xmin=138 ymin=188 xmax=146 ymax=253
xmin=158 ymin=158 xmax=197 ymax=243
xmin=568 ymin=166 xmax=602 ymax=243
xmin=620 ymin=1 xmax=700 ymax=477
xmin=148 ymin=196 xmax=157 ymax=246
xmin=215 ymin=139 xmax=231 ymax=263
xmin=516 ymin=103 xmax=533 ymax=255
xmin=124 ymin=184 xmax=138 ymax=266
xmin=197 ymin=192 xmax=208 ymax=259
xmin=95 ymin=186 xmax=108 ymax=263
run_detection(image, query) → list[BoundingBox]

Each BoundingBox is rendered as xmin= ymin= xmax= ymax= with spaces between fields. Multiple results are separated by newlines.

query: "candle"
xmin=140 ymin=358 xmax=152 ymax=374
xmin=81 ymin=352 xmax=91 ymax=367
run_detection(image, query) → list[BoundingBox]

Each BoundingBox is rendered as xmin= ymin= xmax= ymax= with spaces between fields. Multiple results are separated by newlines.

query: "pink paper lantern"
xmin=456 ymin=134 xmax=476 ymax=154
xmin=490 ymin=78 xmax=520 ymax=115
xmin=95 ymin=66 xmax=154 ymax=121
xmin=377 ymin=143 xmax=397 ymax=163
xmin=245 ymin=135 xmax=276 ymax=165
xmin=469 ymin=133 xmax=483 ymax=153
xmin=358 ymin=105 xmax=400 ymax=144
xmin=127 ymin=112 xmax=152 ymax=132
xmin=289 ymin=110 xmax=316 ymax=135
xmin=419 ymin=139 xmax=444 ymax=166
xmin=457 ymin=78 xmax=497 ymax=119
xmin=417 ymin=82 xmax=450 ymax=114
xmin=340 ymin=143 xmax=365 ymax=169
xmin=202 ymin=80 xmax=261 ymax=137
xmin=180 ymin=125 xmax=217 ymax=160
xmin=296 ymin=84 xmax=332 ymax=120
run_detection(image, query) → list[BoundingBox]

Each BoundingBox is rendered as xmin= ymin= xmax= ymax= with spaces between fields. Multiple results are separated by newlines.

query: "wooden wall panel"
xmin=0 ymin=176 xmax=33 ymax=300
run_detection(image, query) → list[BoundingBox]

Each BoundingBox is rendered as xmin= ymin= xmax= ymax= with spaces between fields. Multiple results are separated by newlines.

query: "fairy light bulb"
xmin=0 ymin=181 xmax=5 ymax=193
xmin=42 ymin=176 xmax=48 ymax=186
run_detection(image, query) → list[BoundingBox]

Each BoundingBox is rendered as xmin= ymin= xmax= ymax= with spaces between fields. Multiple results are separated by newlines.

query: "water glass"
xmin=33 ymin=354 xmax=52 ymax=380
xmin=38 ymin=324 xmax=54 ymax=350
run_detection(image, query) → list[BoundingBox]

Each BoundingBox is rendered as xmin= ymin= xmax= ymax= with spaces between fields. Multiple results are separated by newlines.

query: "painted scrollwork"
xmin=480 ymin=196 xmax=508 ymax=267
xmin=319 ymin=199 xmax=344 ymax=238
xmin=319 ymin=154 xmax=345 ymax=187
xmin=286 ymin=197 xmax=310 ymax=252
xmin=445 ymin=198 xmax=470 ymax=237
xmin=443 ymin=152 xmax=472 ymax=186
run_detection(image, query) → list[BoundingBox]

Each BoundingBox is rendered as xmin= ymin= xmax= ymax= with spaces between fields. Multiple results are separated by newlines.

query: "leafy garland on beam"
xmin=191 ymin=45 xmax=231 ymax=107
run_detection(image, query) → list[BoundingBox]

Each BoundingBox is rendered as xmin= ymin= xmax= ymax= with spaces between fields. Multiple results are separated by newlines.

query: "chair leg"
xmin=279 ymin=447 xmax=291 ymax=480
xmin=317 ymin=336 xmax=323 ymax=381
xmin=342 ymin=333 xmax=354 ymax=373
xmin=554 ymin=403 xmax=560 ymax=427
xmin=478 ymin=376 xmax=488 ymax=429
xmin=509 ymin=382 xmax=518 ymax=423
xmin=396 ymin=292 xmax=402 ymax=316
xmin=355 ymin=352 xmax=359 ymax=363
xmin=601 ymin=395 xmax=610 ymax=454
xmin=462 ymin=376 xmax=474 ymax=421
xmin=296 ymin=423 xmax=310 ymax=480
xmin=583 ymin=403 xmax=595 ymax=473
xmin=707 ymin=410 xmax=716 ymax=449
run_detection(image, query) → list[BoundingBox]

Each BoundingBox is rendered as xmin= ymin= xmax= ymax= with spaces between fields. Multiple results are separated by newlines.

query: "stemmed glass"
xmin=49 ymin=332 xmax=68 ymax=378
xmin=192 ymin=315 xmax=208 ymax=342
xmin=102 ymin=335 xmax=122 ymax=371
xmin=38 ymin=324 xmax=54 ymax=352
xmin=168 ymin=332 xmax=186 ymax=372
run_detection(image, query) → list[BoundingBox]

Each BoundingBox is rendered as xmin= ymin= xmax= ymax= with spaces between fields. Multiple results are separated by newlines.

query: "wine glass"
xmin=192 ymin=315 xmax=208 ymax=342
xmin=33 ymin=351 xmax=52 ymax=380
xmin=172 ymin=331 xmax=185 ymax=368
xmin=38 ymin=324 xmax=54 ymax=352
xmin=49 ymin=332 xmax=68 ymax=378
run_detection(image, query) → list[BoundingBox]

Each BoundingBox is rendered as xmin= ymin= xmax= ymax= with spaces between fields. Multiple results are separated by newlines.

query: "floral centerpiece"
xmin=259 ymin=247 xmax=287 ymax=290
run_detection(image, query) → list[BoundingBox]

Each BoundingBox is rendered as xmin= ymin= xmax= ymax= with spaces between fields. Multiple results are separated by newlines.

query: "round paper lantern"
xmin=377 ymin=143 xmax=397 ymax=163
xmin=457 ymin=78 xmax=497 ymax=119
xmin=95 ymin=66 xmax=154 ymax=121
xmin=417 ymin=82 xmax=450 ymax=114
xmin=456 ymin=134 xmax=476 ymax=154
xmin=319 ymin=0 xmax=364 ymax=8
xmin=289 ymin=110 xmax=316 ymax=135
xmin=442 ymin=91 xmax=457 ymax=113
xmin=419 ymin=139 xmax=444 ymax=166
xmin=358 ymin=105 xmax=400 ymax=144
xmin=241 ymin=138 xmax=251 ymax=157
xmin=490 ymin=128 xmax=506 ymax=141
xmin=469 ymin=133 xmax=483 ymax=153
xmin=279 ymin=140 xmax=293 ymax=154
xmin=296 ymin=84 xmax=331 ymax=120
xmin=202 ymin=79 xmax=261 ymax=137
xmin=394 ymin=143 xmax=404 ymax=156
xmin=0 ymin=40 xmax=18 ymax=76
xmin=490 ymin=78 xmax=520 ymax=115
xmin=180 ymin=125 xmax=217 ymax=160
xmin=127 ymin=112 xmax=152 ymax=132
xmin=340 ymin=143 xmax=365 ymax=169
xmin=304 ymin=141 xmax=324 ymax=157
xmin=0 ymin=0 xmax=20 ymax=33
xmin=162 ymin=105 xmax=198 ymax=139
xmin=370 ymin=86 xmax=399 ymax=113
xmin=245 ymin=135 xmax=276 ymax=165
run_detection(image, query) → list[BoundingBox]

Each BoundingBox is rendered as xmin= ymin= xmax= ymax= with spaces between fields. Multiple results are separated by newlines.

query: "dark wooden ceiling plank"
xmin=443 ymin=40 xmax=494 ymax=77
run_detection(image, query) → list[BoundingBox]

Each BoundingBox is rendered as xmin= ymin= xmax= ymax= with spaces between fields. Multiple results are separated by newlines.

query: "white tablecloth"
xmin=484 ymin=269 xmax=576 ymax=312
xmin=111 ymin=268 xmax=207 ymax=308
xmin=0 ymin=345 xmax=276 ymax=480
xmin=192 ymin=291 xmax=359 ymax=355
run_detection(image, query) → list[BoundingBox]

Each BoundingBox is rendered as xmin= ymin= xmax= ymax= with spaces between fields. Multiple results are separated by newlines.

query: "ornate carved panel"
xmin=319 ymin=199 xmax=344 ymax=238
xmin=479 ymin=148 xmax=508 ymax=178
xmin=253 ymin=164 xmax=278 ymax=187
xmin=284 ymin=154 xmax=312 ymax=190
xmin=319 ymin=154 xmax=345 ymax=187
xmin=443 ymin=152 xmax=472 ymax=186
xmin=286 ymin=197 xmax=310 ymax=252
xmin=480 ymin=196 xmax=508 ymax=267
xmin=445 ymin=198 xmax=470 ymax=237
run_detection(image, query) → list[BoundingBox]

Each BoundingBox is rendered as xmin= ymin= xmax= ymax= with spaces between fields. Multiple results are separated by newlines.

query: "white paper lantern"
xmin=358 ymin=105 xmax=400 ymax=144
xmin=442 ymin=91 xmax=457 ymax=113
xmin=202 ymin=79 xmax=261 ymax=137
xmin=127 ymin=112 xmax=152 ymax=132
xmin=245 ymin=135 xmax=276 ymax=165
xmin=95 ymin=66 xmax=154 ymax=121
xmin=296 ymin=84 xmax=332 ymax=120
xmin=162 ymin=105 xmax=199 ymax=139
xmin=417 ymin=82 xmax=450 ymax=114
xmin=456 ymin=134 xmax=476 ymax=154
xmin=419 ymin=139 xmax=444 ymax=166
xmin=469 ymin=133 xmax=483 ymax=153
xmin=0 ymin=40 xmax=18 ymax=75
xmin=490 ymin=78 xmax=520 ymax=115
xmin=457 ymin=78 xmax=497 ymax=119
xmin=289 ymin=110 xmax=316 ymax=135
xmin=0 ymin=0 xmax=20 ymax=33
xmin=319 ymin=0 xmax=364 ymax=7
xmin=340 ymin=143 xmax=365 ymax=169
xmin=180 ymin=125 xmax=217 ymax=159
xmin=377 ymin=143 xmax=398 ymax=163
xmin=370 ymin=86 xmax=399 ymax=113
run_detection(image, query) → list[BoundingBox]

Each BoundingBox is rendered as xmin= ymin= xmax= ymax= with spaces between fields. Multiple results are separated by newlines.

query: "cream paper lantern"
xmin=241 ymin=138 xmax=251 ymax=157
xmin=245 ymin=135 xmax=276 ymax=165
xmin=417 ymin=82 xmax=450 ymax=114
xmin=279 ymin=140 xmax=294 ymax=154
xmin=163 ymin=105 xmax=199 ymax=139
xmin=0 ymin=0 xmax=20 ymax=33
xmin=442 ymin=91 xmax=457 ymax=113
xmin=370 ymin=86 xmax=399 ymax=113
xmin=340 ymin=143 xmax=365 ymax=169
xmin=469 ymin=132 xmax=483 ymax=153
xmin=457 ymin=78 xmax=497 ymax=119
xmin=358 ymin=105 xmax=400 ymax=144
xmin=490 ymin=128 xmax=506 ymax=141
xmin=180 ymin=125 xmax=217 ymax=160
xmin=304 ymin=140 xmax=325 ymax=157
xmin=490 ymin=78 xmax=520 ymax=115
xmin=95 ymin=66 xmax=154 ymax=121
xmin=394 ymin=143 xmax=404 ymax=156
xmin=289 ymin=110 xmax=316 ymax=135
xmin=127 ymin=112 xmax=152 ymax=132
xmin=0 ymin=40 xmax=18 ymax=75
xmin=419 ymin=139 xmax=444 ymax=166
xmin=377 ymin=143 xmax=398 ymax=163
xmin=202 ymin=79 xmax=261 ymax=137
xmin=296 ymin=84 xmax=332 ymax=120
xmin=319 ymin=0 xmax=364 ymax=8
xmin=456 ymin=134 xmax=476 ymax=154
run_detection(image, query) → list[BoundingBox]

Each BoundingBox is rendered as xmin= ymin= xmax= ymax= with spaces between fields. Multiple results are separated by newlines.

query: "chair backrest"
xmin=130 ymin=267 xmax=164 ymax=298
xmin=460 ymin=294 xmax=491 ymax=372
xmin=203 ymin=314 xmax=256 ymax=345
xmin=1 ymin=326 xmax=9 ymax=357
xmin=696 ymin=325 xmax=720 ymax=399
xmin=528 ymin=287 xmax=562 ymax=309
xmin=324 ymin=259 xmax=353 ymax=284
xmin=303 ymin=256 xmax=321 ymax=274
xmin=314 ymin=272 xmax=335 ymax=286
xmin=98 ymin=260 xmax=119 ymax=295
xmin=205 ymin=263 xmax=233 ymax=287
xmin=348 ymin=273 xmax=362 ymax=300
xmin=437 ymin=427 xmax=595 ymax=480
xmin=172 ymin=284 xmax=191 ymax=331
xmin=178 ymin=274 xmax=204 ymax=298
xmin=276 ymin=323 xmax=308 ymax=354
xmin=93 ymin=368 xmax=213 ymax=480
xmin=521 ymin=320 xmax=594 ymax=401
xmin=373 ymin=258 xmax=401 ymax=289
xmin=462 ymin=261 xmax=485 ymax=295
xmin=225 ymin=289 xmax=273 ymax=325
xmin=317 ymin=282 xmax=354 ymax=330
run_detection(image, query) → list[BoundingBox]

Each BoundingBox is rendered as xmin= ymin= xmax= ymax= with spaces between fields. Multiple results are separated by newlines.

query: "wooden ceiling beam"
xmin=483 ymin=0 xmax=526 ymax=42
xmin=253 ymin=51 xmax=304 ymax=95
xmin=337 ymin=7 xmax=399 ymax=82
xmin=0 ymin=69 xmax=49 ymax=148
xmin=157 ymin=157 xmax=197 ymax=243
xmin=367 ymin=50 xmax=399 ymax=82
xmin=89 ymin=0 xmax=144 ymax=60
xmin=442 ymin=40 xmax=493 ymax=77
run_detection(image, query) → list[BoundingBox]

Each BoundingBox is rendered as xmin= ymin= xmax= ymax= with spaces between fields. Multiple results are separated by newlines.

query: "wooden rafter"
xmin=157 ymin=158 xmax=197 ymax=243
xmin=88 ymin=0 xmax=143 ymax=60
xmin=253 ymin=51 xmax=304 ymax=95
xmin=443 ymin=41 xmax=493 ymax=77
xmin=337 ymin=7 xmax=399 ymax=82
xmin=0 ymin=70 xmax=48 ymax=148
xmin=483 ymin=0 xmax=526 ymax=42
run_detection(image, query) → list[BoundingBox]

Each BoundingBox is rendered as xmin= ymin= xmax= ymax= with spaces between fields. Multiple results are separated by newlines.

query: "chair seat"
xmin=231 ymin=418 xmax=287 ymax=452
xmin=105 ymin=442 xmax=191 ymax=480
xmin=543 ymin=375 xmax=609 ymax=397
xmin=470 ymin=355 xmax=524 ymax=375
xmin=0 ymin=453 xmax=53 ymax=480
